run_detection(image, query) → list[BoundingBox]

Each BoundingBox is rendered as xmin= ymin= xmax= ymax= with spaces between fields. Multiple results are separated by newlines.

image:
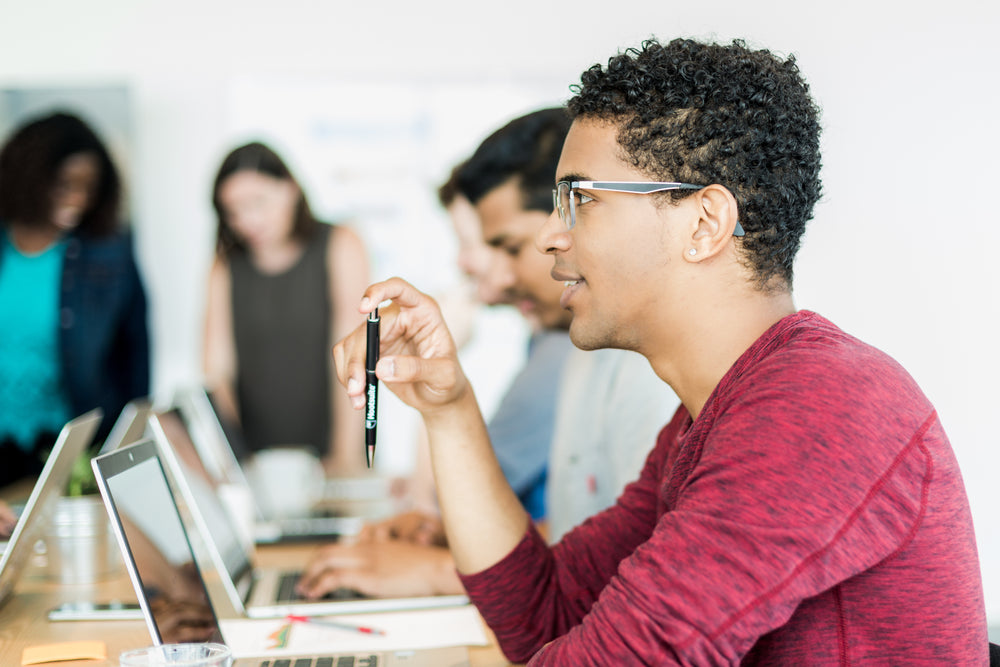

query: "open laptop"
xmin=0 ymin=409 xmax=102 ymax=608
xmin=92 ymin=440 xmax=470 ymax=666
xmin=146 ymin=413 xmax=468 ymax=618
xmin=171 ymin=386 xmax=357 ymax=544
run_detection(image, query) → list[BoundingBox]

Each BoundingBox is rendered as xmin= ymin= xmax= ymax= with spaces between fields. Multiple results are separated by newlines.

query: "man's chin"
xmin=568 ymin=322 xmax=596 ymax=350
xmin=568 ymin=318 xmax=618 ymax=351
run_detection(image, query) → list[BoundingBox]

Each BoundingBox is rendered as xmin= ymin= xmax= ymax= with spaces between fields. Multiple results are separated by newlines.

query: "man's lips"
xmin=551 ymin=267 xmax=581 ymax=284
xmin=553 ymin=269 xmax=585 ymax=310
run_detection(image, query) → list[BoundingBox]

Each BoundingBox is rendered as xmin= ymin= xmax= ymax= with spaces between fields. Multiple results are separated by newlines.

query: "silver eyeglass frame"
xmin=553 ymin=180 xmax=746 ymax=236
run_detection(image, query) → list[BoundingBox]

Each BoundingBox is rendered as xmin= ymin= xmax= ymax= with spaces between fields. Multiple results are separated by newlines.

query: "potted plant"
xmin=42 ymin=446 xmax=121 ymax=584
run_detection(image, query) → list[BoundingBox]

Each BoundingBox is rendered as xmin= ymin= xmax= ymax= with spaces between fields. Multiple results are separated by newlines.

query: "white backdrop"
xmin=2 ymin=0 xmax=998 ymax=626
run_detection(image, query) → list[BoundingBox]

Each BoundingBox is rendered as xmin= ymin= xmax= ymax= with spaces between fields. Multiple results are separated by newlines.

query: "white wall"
xmin=3 ymin=0 xmax=998 ymax=622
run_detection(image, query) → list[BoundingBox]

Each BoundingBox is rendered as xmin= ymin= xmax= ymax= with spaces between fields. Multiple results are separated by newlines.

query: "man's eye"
xmin=504 ymin=244 xmax=523 ymax=257
xmin=573 ymin=191 xmax=594 ymax=206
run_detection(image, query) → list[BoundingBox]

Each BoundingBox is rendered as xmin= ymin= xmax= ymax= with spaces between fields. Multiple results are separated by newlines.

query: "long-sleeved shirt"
xmin=461 ymin=310 xmax=987 ymax=665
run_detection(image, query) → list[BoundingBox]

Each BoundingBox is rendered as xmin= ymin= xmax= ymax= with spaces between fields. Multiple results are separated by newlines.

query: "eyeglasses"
xmin=552 ymin=180 xmax=746 ymax=236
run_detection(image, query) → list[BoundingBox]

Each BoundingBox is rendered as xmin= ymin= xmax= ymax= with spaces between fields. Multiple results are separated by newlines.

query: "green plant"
xmin=65 ymin=447 xmax=99 ymax=496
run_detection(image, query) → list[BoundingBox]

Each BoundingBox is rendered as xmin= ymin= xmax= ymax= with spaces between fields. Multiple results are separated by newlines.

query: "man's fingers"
xmin=299 ymin=568 xmax=373 ymax=600
xmin=379 ymin=356 xmax=458 ymax=396
xmin=299 ymin=547 xmax=361 ymax=585
xmin=362 ymin=277 xmax=432 ymax=313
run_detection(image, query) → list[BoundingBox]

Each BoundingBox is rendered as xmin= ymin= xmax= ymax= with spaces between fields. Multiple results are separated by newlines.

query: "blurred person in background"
xmin=203 ymin=141 xmax=369 ymax=477
xmin=0 ymin=111 xmax=149 ymax=489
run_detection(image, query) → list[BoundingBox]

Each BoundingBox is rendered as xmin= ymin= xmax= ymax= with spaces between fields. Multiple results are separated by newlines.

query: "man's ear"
xmin=684 ymin=184 xmax=741 ymax=263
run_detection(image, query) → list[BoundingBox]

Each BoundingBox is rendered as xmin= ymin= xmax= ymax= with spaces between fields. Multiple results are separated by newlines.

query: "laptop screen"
xmin=95 ymin=440 xmax=224 ymax=645
xmin=151 ymin=409 xmax=250 ymax=584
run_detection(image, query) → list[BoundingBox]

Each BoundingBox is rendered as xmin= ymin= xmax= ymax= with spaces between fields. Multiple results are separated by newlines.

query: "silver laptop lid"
xmin=98 ymin=398 xmax=152 ymax=455
xmin=0 ymin=409 xmax=102 ymax=608
xmin=92 ymin=439 xmax=225 ymax=645
xmin=148 ymin=408 xmax=255 ymax=615
xmin=172 ymin=387 xmax=254 ymax=498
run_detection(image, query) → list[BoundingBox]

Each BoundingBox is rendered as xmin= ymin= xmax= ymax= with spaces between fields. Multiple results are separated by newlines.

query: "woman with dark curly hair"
xmin=0 ymin=111 xmax=149 ymax=489
xmin=330 ymin=38 xmax=986 ymax=664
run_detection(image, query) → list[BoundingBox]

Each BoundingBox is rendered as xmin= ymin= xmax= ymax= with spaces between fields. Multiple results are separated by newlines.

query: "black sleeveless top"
xmin=229 ymin=223 xmax=332 ymax=456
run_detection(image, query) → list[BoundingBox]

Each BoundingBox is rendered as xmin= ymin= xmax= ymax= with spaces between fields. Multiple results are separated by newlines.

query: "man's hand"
xmin=334 ymin=278 xmax=471 ymax=417
xmin=295 ymin=540 xmax=463 ymax=599
xmin=334 ymin=277 xmax=526 ymax=576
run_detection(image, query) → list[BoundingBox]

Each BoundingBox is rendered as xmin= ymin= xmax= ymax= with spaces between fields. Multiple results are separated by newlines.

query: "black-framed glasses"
xmin=552 ymin=180 xmax=746 ymax=236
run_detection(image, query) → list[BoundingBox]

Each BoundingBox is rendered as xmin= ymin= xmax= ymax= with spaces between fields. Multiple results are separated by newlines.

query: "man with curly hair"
xmin=333 ymin=38 xmax=988 ymax=664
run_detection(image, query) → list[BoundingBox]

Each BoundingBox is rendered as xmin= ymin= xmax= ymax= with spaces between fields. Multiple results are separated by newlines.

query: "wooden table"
xmin=0 ymin=521 xmax=514 ymax=666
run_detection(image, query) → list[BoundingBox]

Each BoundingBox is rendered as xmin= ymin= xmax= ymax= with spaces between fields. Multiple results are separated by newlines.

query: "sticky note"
xmin=21 ymin=640 xmax=107 ymax=665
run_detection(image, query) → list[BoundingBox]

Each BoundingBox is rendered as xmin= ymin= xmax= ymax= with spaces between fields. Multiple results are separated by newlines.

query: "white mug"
xmin=246 ymin=447 xmax=324 ymax=520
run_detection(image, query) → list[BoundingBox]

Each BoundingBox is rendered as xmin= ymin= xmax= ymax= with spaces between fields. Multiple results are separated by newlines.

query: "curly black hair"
xmin=568 ymin=38 xmax=822 ymax=290
xmin=0 ymin=111 xmax=121 ymax=236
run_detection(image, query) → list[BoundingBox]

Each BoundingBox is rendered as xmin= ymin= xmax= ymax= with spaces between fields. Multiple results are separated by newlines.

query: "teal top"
xmin=0 ymin=230 xmax=73 ymax=450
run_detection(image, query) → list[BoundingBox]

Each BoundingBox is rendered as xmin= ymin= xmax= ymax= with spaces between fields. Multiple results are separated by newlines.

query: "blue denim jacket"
xmin=0 ymin=225 xmax=150 ymax=445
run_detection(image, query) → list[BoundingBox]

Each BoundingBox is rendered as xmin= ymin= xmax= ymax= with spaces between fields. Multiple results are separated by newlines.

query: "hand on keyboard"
xmin=295 ymin=539 xmax=463 ymax=599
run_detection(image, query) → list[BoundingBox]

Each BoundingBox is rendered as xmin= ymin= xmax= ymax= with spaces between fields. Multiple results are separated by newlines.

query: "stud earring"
xmin=688 ymin=248 xmax=697 ymax=256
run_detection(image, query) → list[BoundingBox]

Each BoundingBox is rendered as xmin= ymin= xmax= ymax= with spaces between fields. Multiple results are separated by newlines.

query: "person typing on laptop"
xmin=325 ymin=37 xmax=987 ymax=664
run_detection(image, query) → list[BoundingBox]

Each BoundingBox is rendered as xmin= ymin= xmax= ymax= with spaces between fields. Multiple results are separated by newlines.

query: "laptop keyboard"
xmin=256 ymin=658 xmax=378 ymax=666
xmin=276 ymin=572 xmax=367 ymax=603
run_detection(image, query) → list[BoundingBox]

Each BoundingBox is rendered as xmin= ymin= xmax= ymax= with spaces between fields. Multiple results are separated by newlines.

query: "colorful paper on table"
xmin=219 ymin=605 xmax=488 ymax=658
xmin=22 ymin=640 xmax=107 ymax=665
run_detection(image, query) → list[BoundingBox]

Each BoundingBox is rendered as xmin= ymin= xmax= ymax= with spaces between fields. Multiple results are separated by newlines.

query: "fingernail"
xmin=380 ymin=359 xmax=395 ymax=379
xmin=360 ymin=297 xmax=371 ymax=310
xmin=347 ymin=377 xmax=362 ymax=393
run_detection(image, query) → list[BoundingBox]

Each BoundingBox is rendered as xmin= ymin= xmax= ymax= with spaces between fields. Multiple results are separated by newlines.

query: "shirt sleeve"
xmin=465 ymin=351 xmax=934 ymax=665
xmin=460 ymin=423 xmax=672 ymax=663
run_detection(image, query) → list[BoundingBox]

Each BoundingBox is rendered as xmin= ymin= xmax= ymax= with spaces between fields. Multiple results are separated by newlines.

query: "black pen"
xmin=365 ymin=308 xmax=380 ymax=468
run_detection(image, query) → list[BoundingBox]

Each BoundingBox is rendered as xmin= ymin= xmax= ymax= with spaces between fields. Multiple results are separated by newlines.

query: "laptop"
xmin=44 ymin=399 xmax=152 ymax=622
xmin=98 ymin=398 xmax=153 ymax=455
xmin=146 ymin=414 xmax=468 ymax=618
xmin=171 ymin=387 xmax=357 ymax=544
xmin=92 ymin=440 xmax=470 ymax=666
xmin=0 ymin=409 xmax=102 ymax=608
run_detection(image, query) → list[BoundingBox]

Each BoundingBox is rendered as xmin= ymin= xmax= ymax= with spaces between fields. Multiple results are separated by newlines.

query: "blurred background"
xmin=2 ymin=0 xmax=998 ymax=630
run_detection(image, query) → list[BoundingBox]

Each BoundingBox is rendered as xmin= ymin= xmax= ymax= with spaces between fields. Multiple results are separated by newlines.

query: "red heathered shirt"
xmin=460 ymin=311 xmax=987 ymax=665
